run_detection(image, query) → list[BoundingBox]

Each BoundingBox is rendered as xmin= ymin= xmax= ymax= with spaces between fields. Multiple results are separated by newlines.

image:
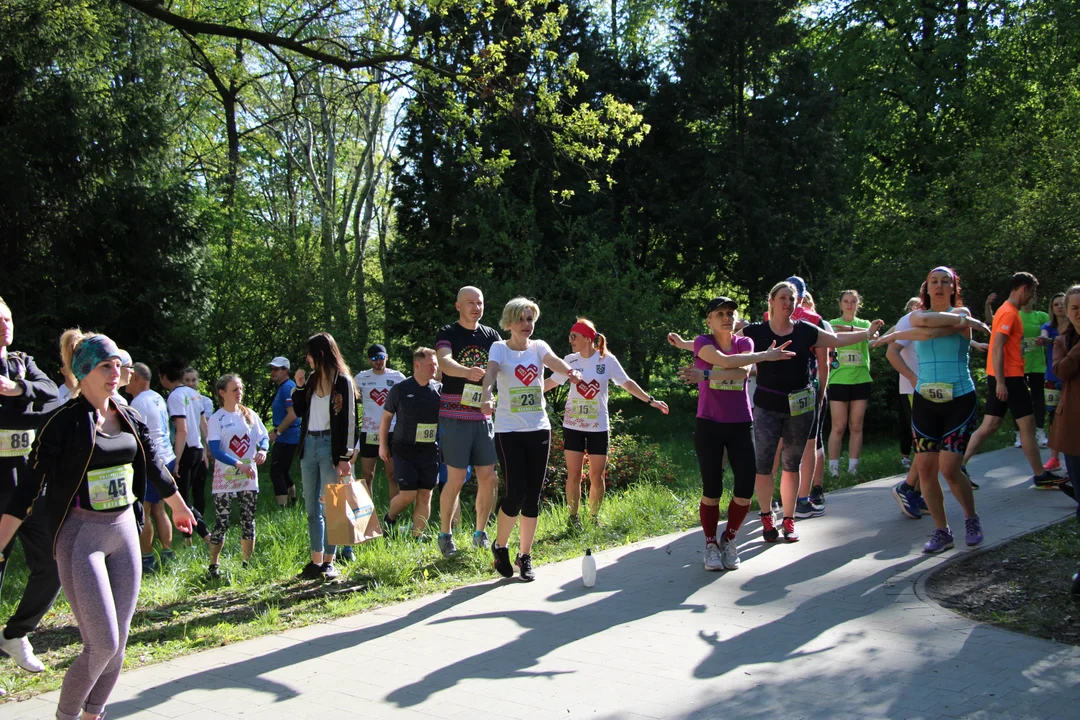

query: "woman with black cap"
xmin=0 ymin=330 xmax=194 ymax=720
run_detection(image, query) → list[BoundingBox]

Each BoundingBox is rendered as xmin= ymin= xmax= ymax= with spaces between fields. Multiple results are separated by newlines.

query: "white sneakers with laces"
xmin=0 ymin=629 xmax=46 ymax=673
xmin=703 ymin=543 xmax=724 ymax=571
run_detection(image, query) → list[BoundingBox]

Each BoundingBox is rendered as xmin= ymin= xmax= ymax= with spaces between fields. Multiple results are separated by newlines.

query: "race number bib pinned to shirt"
xmin=86 ymin=464 xmax=136 ymax=511
xmin=366 ymin=432 xmax=380 ymax=444
xmin=788 ymin=387 xmax=815 ymax=416
xmin=1045 ymin=386 xmax=1062 ymax=408
xmin=0 ymin=429 xmax=35 ymax=458
xmin=919 ymin=382 xmax=954 ymax=403
xmin=1021 ymin=338 xmax=1039 ymax=354
xmin=709 ymin=367 xmax=744 ymax=392
xmin=460 ymin=383 xmax=484 ymax=408
xmin=415 ymin=423 xmax=437 ymax=443
xmin=837 ymin=350 xmax=863 ymax=367
xmin=213 ymin=460 xmax=258 ymax=493
xmin=509 ymin=386 xmax=541 ymax=413
xmin=569 ymin=398 xmax=599 ymax=421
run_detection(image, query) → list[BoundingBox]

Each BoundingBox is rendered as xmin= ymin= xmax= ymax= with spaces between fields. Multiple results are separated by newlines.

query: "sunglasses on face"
xmin=371 ymin=355 xmax=386 ymax=361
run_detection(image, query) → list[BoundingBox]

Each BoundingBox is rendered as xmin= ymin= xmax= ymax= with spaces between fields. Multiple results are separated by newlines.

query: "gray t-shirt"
xmin=384 ymin=377 xmax=442 ymax=453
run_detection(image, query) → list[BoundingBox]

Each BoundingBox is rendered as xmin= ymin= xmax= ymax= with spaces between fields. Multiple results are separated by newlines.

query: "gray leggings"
xmin=55 ymin=506 xmax=141 ymax=720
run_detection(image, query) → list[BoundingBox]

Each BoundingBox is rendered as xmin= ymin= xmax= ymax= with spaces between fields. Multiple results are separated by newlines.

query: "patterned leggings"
xmin=210 ymin=491 xmax=258 ymax=546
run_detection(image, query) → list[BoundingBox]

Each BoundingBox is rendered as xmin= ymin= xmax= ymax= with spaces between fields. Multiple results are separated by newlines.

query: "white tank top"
xmin=308 ymin=392 xmax=331 ymax=432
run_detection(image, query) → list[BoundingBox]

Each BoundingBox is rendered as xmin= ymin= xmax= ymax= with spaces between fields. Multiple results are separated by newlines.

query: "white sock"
xmin=828 ymin=459 xmax=839 ymax=475
xmin=848 ymin=458 xmax=860 ymax=472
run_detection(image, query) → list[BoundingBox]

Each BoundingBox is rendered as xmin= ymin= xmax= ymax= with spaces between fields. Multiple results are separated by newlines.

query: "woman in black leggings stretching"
xmin=481 ymin=297 xmax=581 ymax=581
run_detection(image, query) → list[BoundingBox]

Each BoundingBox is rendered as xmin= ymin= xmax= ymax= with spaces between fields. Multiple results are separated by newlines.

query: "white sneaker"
xmin=719 ymin=536 xmax=740 ymax=570
xmin=0 ymin=631 xmax=46 ymax=673
xmin=1014 ymin=432 xmax=1022 ymax=448
xmin=704 ymin=543 xmax=724 ymax=571
xmin=1037 ymin=429 xmax=1049 ymax=447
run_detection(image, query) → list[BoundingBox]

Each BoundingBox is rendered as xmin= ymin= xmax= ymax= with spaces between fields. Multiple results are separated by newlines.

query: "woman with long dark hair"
xmin=292 ymin=333 xmax=357 ymax=580
xmin=1041 ymin=292 xmax=1070 ymax=473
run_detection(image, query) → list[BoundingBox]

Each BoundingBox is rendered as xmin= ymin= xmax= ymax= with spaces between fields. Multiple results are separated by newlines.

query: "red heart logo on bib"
xmin=576 ymin=379 xmax=601 ymax=399
xmin=370 ymin=388 xmax=389 ymax=406
xmin=229 ymin=435 xmax=250 ymax=458
xmin=514 ymin=364 xmax=539 ymax=385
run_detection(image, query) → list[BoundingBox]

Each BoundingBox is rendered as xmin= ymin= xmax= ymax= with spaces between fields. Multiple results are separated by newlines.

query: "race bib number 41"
xmin=460 ymin=383 xmax=484 ymax=408
xmin=86 ymin=464 xmax=135 ymax=511
xmin=0 ymin=429 xmax=35 ymax=458
xmin=509 ymin=386 xmax=541 ymax=413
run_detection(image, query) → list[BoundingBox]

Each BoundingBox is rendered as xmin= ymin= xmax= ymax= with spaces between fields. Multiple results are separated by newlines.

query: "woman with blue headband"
xmin=0 ymin=330 xmax=195 ymax=720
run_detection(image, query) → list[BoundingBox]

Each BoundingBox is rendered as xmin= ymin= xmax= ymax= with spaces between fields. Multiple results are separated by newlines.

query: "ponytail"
xmin=237 ymin=403 xmax=254 ymax=426
xmin=59 ymin=328 xmax=91 ymax=398
xmin=596 ymin=332 xmax=608 ymax=358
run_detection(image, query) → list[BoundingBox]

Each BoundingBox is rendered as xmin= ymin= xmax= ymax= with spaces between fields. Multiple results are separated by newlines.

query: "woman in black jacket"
xmin=0 ymin=331 xmax=194 ymax=720
xmin=292 ymin=332 xmax=357 ymax=580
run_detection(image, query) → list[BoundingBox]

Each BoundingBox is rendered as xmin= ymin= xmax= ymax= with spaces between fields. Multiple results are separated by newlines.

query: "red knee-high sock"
xmin=722 ymin=501 xmax=750 ymax=541
xmin=699 ymin=502 xmax=720 ymax=545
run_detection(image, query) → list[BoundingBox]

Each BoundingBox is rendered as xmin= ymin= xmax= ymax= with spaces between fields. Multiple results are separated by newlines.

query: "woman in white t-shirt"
xmin=480 ymin=298 xmax=581 ymax=581
xmin=546 ymin=318 xmax=668 ymax=530
xmin=205 ymin=374 xmax=268 ymax=580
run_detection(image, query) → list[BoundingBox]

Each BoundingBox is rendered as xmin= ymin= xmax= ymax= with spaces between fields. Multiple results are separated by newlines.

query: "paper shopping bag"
xmin=325 ymin=480 xmax=382 ymax=546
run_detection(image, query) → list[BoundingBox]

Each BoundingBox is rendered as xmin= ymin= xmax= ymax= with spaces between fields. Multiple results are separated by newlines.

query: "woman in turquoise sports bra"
xmin=874 ymin=267 xmax=991 ymax=554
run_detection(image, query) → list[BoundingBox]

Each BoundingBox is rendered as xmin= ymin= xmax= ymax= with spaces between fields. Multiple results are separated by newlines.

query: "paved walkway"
xmin=4 ymin=447 xmax=1080 ymax=720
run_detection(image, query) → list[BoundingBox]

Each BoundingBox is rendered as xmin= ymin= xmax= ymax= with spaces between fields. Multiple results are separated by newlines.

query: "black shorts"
xmin=562 ymin=428 xmax=610 ymax=456
xmin=357 ymin=432 xmax=380 ymax=459
xmin=984 ymin=376 xmax=1033 ymax=420
xmin=827 ymin=382 xmax=872 ymax=402
xmin=912 ymin=391 xmax=977 ymax=455
xmin=393 ymin=449 xmax=438 ymax=491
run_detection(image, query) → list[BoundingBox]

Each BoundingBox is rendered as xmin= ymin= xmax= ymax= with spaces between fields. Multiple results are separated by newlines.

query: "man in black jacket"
xmin=0 ymin=296 xmax=60 ymax=676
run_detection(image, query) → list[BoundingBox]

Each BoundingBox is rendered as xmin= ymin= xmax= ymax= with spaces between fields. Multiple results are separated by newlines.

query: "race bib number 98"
xmin=416 ymin=423 xmax=437 ymax=443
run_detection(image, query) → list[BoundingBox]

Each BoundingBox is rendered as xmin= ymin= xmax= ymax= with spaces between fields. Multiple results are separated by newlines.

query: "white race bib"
xmin=788 ymin=387 xmax=815 ymax=416
xmin=415 ymin=423 xmax=437 ymax=443
xmin=709 ymin=368 xmax=745 ymax=392
xmin=0 ymin=429 xmax=34 ymax=458
xmin=509 ymin=386 xmax=541 ymax=413
xmin=837 ymin=349 xmax=863 ymax=367
xmin=569 ymin=398 xmax=599 ymax=420
xmin=1022 ymin=338 xmax=1039 ymax=354
xmin=1045 ymin=387 xmax=1062 ymax=407
xmin=460 ymin=383 xmax=484 ymax=408
xmin=919 ymin=382 xmax=953 ymax=403
xmin=366 ymin=431 xmax=380 ymax=444
xmin=212 ymin=460 xmax=258 ymax=493
xmin=86 ymin=464 xmax=135 ymax=510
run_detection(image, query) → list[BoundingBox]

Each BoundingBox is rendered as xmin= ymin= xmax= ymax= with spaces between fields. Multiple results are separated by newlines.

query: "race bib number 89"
xmin=0 ymin=429 xmax=35 ymax=458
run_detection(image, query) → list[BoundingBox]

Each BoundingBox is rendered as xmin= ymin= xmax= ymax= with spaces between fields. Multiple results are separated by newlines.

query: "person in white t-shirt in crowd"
xmin=546 ymin=318 xmax=669 ymax=531
xmin=183 ymin=367 xmax=213 ymax=518
xmin=111 ymin=350 xmax=133 ymax=406
xmin=481 ymin=298 xmax=582 ymax=581
xmin=354 ymin=344 xmax=407 ymax=501
xmin=205 ymin=374 xmax=269 ymax=581
xmin=128 ymin=363 xmax=178 ymax=573
xmin=886 ymin=296 xmax=929 ymax=519
xmin=159 ymin=360 xmax=210 ymax=542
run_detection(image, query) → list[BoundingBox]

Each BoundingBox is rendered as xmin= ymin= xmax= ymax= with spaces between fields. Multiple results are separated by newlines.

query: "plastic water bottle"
xmin=582 ymin=548 xmax=596 ymax=587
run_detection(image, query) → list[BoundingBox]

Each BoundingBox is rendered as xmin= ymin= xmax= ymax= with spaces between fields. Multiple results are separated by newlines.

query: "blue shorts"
xmin=144 ymin=459 xmax=176 ymax=504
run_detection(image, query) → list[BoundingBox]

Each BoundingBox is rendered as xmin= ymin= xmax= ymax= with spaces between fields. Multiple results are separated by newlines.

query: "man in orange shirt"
xmin=963 ymin=272 xmax=1063 ymax=488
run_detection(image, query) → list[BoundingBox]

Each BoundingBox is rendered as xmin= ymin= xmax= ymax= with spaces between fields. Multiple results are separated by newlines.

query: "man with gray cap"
xmin=267 ymin=356 xmax=301 ymax=508
xmin=354 ymin=344 xmax=406 ymax=500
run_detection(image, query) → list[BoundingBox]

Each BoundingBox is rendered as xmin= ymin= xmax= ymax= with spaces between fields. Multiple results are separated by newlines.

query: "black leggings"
xmin=898 ymin=394 xmax=913 ymax=456
xmin=270 ymin=442 xmax=298 ymax=496
xmin=695 ymin=418 xmax=755 ymax=500
xmin=495 ymin=430 xmax=550 ymax=518
xmin=176 ymin=447 xmax=209 ymax=538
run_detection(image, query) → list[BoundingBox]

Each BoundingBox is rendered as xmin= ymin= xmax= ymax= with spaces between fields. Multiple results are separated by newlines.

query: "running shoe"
xmin=382 ymin=513 xmax=397 ymax=534
xmin=1033 ymin=471 xmax=1066 ymax=490
xmin=719 ymin=537 xmax=740 ymax=570
xmin=770 ymin=501 xmax=782 ymax=527
xmin=298 ymin=561 xmax=324 ymax=580
xmin=437 ymin=532 xmax=458 ymax=558
xmin=1013 ymin=432 xmax=1022 ymax=448
xmin=782 ymin=517 xmax=799 ymax=543
xmin=923 ymin=528 xmax=954 ymax=554
xmin=1044 ymin=457 xmax=1062 ymax=472
xmin=809 ymin=485 xmax=826 ymax=507
xmin=492 ymin=544 xmax=514 ymax=578
xmin=141 ymin=554 xmax=158 ymax=574
xmin=760 ymin=512 xmax=780 ymax=543
xmin=567 ymin=514 xmax=583 ymax=533
xmin=1059 ymin=480 xmax=1075 ymax=500
xmin=916 ymin=494 xmax=929 ymax=512
xmin=0 ymin=631 xmax=45 ymax=673
xmin=339 ymin=547 xmax=354 ymax=563
xmin=794 ymin=499 xmax=825 ymax=519
xmin=961 ymin=465 xmax=979 ymax=490
xmin=207 ymin=564 xmax=229 ymax=584
xmin=964 ymin=515 xmax=984 ymax=547
xmin=900 ymin=456 xmax=911 ymax=469
xmin=515 ymin=553 xmax=535 ymax=582
xmin=891 ymin=482 xmax=922 ymax=519
xmin=321 ymin=562 xmax=340 ymax=580
xmin=1072 ymin=570 xmax=1080 ymax=603
xmin=472 ymin=530 xmax=491 ymax=550
xmin=1037 ymin=428 xmax=1049 ymax=447
xmin=703 ymin=543 xmax=724 ymax=571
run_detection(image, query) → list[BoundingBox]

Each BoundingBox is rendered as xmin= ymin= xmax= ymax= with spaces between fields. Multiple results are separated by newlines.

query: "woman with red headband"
xmin=873 ymin=267 xmax=991 ymax=553
xmin=547 ymin=318 xmax=669 ymax=530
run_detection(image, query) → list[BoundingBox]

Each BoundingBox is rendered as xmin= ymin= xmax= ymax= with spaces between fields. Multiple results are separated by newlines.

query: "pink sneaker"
xmin=1044 ymin=457 xmax=1061 ymax=472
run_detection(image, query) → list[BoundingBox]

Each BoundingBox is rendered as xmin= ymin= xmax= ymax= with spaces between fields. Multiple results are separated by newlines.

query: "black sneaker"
xmin=515 ymin=553 xmax=535 ymax=582
xmin=321 ymin=562 xmax=340 ymax=580
xmin=794 ymin=499 xmax=824 ymax=519
xmin=207 ymin=564 xmax=229 ymax=584
xmin=382 ymin=513 xmax=397 ymax=533
xmin=809 ymin=485 xmax=825 ymax=507
xmin=298 ymin=562 xmax=324 ymax=580
xmin=1071 ymin=570 xmax=1080 ymax=603
xmin=1059 ymin=480 xmax=1075 ymax=500
xmin=1033 ymin=471 xmax=1066 ymax=490
xmin=492 ymin=544 xmax=514 ymax=578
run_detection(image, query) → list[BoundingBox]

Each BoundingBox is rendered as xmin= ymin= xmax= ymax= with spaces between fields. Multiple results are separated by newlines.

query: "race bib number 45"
xmin=86 ymin=464 xmax=136 ymax=511
xmin=509 ymin=386 xmax=541 ymax=413
xmin=0 ymin=429 xmax=35 ymax=458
